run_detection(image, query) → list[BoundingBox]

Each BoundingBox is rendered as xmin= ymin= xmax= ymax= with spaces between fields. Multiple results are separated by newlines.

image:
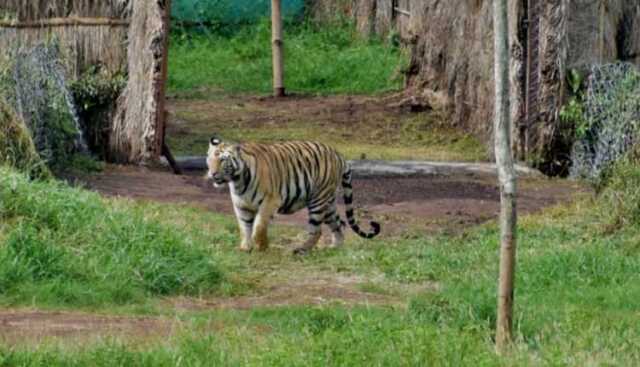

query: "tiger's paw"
xmin=238 ymin=245 xmax=253 ymax=253
xmin=293 ymin=246 xmax=312 ymax=256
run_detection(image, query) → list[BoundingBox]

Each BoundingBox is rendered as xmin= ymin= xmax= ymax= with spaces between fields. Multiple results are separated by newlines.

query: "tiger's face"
xmin=206 ymin=137 xmax=241 ymax=188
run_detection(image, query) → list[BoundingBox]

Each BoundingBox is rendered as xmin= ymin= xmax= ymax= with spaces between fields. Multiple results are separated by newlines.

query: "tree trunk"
xmin=109 ymin=0 xmax=170 ymax=164
xmin=493 ymin=0 xmax=518 ymax=354
xmin=271 ymin=0 xmax=285 ymax=97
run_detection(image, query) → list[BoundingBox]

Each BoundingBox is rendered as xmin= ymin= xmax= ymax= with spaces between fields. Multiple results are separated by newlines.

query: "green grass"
xmin=168 ymin=20 xmax=407 ymax=96
xmin=2 ymin=162 xmax=640 ymax=364
xmin=0 ymin=167 xmax=226 ymax=308
xmin=168 ymin=104 xmax=488 ymax=161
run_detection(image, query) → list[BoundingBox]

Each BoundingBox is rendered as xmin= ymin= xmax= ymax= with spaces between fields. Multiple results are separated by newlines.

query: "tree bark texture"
xmin=493 ymin=0 xmax=518 ymax=354
xmin=109 ymin=0 xmax=169 ymax=164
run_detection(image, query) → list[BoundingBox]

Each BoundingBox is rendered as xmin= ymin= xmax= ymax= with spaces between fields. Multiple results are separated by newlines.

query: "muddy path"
xmin=71 ymin=164 xmax=581 ymax=236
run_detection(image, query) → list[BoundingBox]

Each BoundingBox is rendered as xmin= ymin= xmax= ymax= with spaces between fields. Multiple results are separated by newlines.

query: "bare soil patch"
xmin=165 ymin=94 xmax=486 ymax=162
xmin=70 ymin=165 xmax=582 ymax=236
xmin=169 ymin=274 xmax=414 ymax=311
xmin=0 ymin=310 xmax=174 ymax=346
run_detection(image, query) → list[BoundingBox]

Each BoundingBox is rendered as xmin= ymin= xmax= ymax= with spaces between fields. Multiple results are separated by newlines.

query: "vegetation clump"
xmin=0 ymin=99 xmax=50 ymax=179
xmin=169 ymin=19 xmax=407 ymax=96
xmin=569 ymin=63 xmax=640 ymax=183
xmin=1 ymin=43 xmax=88 ymax=172
xmin=0 ymin=167 xmax=224 ymax=307
xmin=70 ymin=66 xmax=126 ymax=159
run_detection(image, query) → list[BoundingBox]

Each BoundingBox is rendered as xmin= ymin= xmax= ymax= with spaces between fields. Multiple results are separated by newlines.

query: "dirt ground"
xmin=165 ymin=93 xmax=486 ymax=162
xmin=71 ymin=164 xmax=581 ymax=236
xmin=0 ymin=310 xmax=175 ymax=346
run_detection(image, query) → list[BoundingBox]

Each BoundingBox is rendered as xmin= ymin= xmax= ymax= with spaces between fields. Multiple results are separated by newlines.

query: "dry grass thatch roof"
xmin=1 ymin=0 xmax=131 ymax=21
xmin=0 ymin=0 xmax=131 ymax=79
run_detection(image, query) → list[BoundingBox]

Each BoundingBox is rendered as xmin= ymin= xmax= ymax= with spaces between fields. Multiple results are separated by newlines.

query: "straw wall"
xmin=109 ymin=0 xmax=170 ymax=164
xmin=0 ymin=0 xmax=170 ymax=165
xmin=0 ymin=0 xmax=130 ymax=78
xmin=311 ymin=0 xmax=640 ymax=171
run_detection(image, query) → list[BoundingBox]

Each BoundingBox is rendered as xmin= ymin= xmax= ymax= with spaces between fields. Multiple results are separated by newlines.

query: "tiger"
xmin=205 ymin=136 xmax=380 ymax=254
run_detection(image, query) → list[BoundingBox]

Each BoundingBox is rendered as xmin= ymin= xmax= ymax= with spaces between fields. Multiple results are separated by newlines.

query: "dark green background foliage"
xmin=171 ymin=0 xmax=305 ymax=24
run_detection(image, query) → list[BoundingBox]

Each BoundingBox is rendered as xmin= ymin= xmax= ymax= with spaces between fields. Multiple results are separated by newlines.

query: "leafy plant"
xmin=559 ymin=69 xmax=588 ymax=139
xmin=70 ymin=66 xmax=126 ymax=159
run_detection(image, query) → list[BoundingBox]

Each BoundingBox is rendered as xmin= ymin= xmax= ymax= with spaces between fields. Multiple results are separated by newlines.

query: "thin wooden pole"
xmin=271 ymin=0 xmax=285 ymax=97
xmin=493 ymin=0 xmax=518 ymax=354
xmin=157 ymin=0 xmax=181 ymax=173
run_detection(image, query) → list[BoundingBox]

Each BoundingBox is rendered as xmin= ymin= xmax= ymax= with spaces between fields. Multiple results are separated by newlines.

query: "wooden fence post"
xmin=493 ymin=0 xmax=518 ymax=354
xmin=271 ymin=0 xmax=285 ymax=97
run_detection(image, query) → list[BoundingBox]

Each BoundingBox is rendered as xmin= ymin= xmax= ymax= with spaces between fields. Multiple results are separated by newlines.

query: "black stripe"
xmin=240 ymin=217 xmax=254 ymax=224
xmin=342 ymin=182 xmax=352 ymax=189
xmin=345 ymin=208 xmax=354 ymax=217
xmin=344 ymin=195 xmax=353 ymax=205
xmin=238 ymin=169 xmax=252 ymax=196
xmin=309 ymin=218 xmax=322 ymax=226
xmin=323 ymin=211 xmax=336 ymax=221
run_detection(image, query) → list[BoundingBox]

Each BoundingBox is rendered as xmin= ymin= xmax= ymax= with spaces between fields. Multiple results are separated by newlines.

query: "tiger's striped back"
xmin=237 ymin=141 xmax=346 ymax=215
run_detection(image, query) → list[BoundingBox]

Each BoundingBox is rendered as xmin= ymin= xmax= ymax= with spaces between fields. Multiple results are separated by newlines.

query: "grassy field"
xmin=165 ymin=21 xmax=487 ymax=163
xmin=168 ymin=20 xmax=407 ymax=97
xmin=167 ymin=99 xmax=488 ymax=161
xmin=1 ymin=162 xmax=640 ymax=365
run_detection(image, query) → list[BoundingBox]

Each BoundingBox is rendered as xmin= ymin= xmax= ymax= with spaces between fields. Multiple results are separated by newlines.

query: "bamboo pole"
xmin=157 ymin=0 xmax=181 ymax=173
xmin=271 ymin=0 xmax=285 ymax=97
xmin=0 ymin=17 xmax=129 ymax=28
xmin=493 ymin=0 xmax=518 ymax=354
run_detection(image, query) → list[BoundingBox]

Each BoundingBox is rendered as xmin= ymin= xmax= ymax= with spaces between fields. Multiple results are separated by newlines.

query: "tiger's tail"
xmin=341 ymin=165 xmax=380 ymax=239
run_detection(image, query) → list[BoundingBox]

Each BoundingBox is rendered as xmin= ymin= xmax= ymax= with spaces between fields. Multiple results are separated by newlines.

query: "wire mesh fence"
xmin=171 ymin=0 xmax=305 ymax=24
xmin=570 ymin=63 xmax=640 ymax=181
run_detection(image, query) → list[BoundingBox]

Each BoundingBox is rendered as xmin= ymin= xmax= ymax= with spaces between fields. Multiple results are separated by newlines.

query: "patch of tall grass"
xmin=168 ymin=19 xmax=407 ymax=96
xmin=0 ymin=167 xmax=224 ymax=308
xmin=0 ymin=99 xmax=50 ymax=179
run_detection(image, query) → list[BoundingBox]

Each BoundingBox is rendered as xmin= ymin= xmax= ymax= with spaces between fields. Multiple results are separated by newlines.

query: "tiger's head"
xmin=206 ymin=136 xmax=243 ymax=188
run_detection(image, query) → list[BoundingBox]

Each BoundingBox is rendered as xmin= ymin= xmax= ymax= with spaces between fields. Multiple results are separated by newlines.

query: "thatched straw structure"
xmin=0 ymin=0 xmax=130 ymax=78
xmin=0 ymin=0 xmax=171 ymax=165
xmin=110 ymin=0 xmax=170 ymax=164
xmin=311 ymin=0 xmax=640 ymax=172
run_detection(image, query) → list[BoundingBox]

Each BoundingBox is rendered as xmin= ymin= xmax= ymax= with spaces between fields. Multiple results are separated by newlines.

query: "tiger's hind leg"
xmin=324 ymin=202 xmax=344 ymax=248
xmin=293 ymin=205 xmax=326 ymax=255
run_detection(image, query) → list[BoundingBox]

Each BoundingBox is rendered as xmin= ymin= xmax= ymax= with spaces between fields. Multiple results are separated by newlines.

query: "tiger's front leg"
xmin=233 ymin=205 xmax=256 ymax=252
xmin=252 ymin=196 xmax=281 ymax=251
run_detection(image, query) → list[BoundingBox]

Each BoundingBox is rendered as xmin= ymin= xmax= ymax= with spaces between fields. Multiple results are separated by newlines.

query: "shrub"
xmin=0 ymin=98 xmax=50 ymax=179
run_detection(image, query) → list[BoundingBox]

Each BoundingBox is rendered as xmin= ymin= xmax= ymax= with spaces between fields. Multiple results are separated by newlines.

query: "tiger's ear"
xmin=210 ymin=135 xmax=222 ymax=146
